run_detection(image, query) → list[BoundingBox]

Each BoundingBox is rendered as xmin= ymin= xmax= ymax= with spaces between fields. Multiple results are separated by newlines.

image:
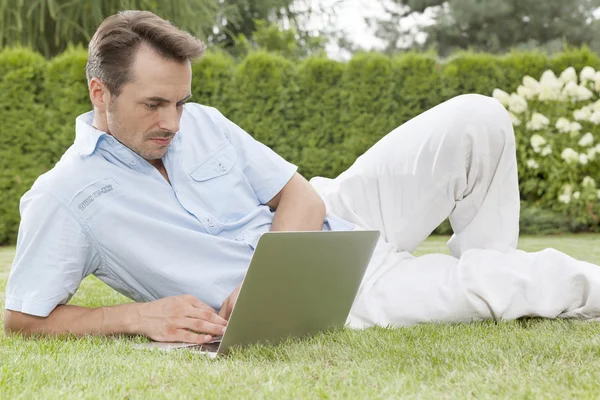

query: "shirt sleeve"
xmin=5 ymin=187 xmax=100 ymax=317
xmin=208 ymin=107 xmax=298 ymax=205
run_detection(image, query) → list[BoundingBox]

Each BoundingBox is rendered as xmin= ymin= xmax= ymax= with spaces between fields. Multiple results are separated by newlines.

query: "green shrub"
xmin=493 ymin=64 xmax=600 ymax=231
xmin=294 ymin=56 xmax=346 ymax=178
xmin=191 ymin=51 xmax=236 ymax=114
xmin=226 ymin=52 xmax=299 ymax=158
xmin=391 ymin=52 xmax=444 ymax=125
xmin=43 ymin=47 xmax=90 ymax=161
xmin=1 ymin=46 xmax=600 ymax=244
xmin=0 ymin=48 xmax=47 ymax=244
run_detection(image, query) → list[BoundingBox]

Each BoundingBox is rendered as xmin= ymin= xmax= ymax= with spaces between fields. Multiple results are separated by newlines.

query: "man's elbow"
xmin=313 ymin=194 xmax=326 ymax=219
xmin=4 ymin=309 xmax=33 ymax=336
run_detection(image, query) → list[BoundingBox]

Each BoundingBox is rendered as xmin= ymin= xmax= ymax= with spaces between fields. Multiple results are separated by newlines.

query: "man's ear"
xmin=89 ymin=78 xmax=109 ymax=112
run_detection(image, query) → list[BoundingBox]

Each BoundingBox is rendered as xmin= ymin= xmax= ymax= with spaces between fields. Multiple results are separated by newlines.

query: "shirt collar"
xmin=74 ymin=111 xmax=110 ymax=156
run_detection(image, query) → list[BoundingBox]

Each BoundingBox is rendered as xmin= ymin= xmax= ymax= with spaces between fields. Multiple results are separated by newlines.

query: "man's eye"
xmin=145 ymin=103 xmax=158 ymax=110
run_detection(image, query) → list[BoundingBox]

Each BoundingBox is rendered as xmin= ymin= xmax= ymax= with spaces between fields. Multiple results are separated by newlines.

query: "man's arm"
xmin=267 ymin=172 xmax=326 ymax=232
xmin=4 ymin=294 xmax=227 ymax=343
xmin=218 ymin=173 xmax=326 ymax=319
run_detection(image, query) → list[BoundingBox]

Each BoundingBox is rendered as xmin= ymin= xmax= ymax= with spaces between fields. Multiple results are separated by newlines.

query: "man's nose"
xmin=158 ymin=107 xmax=181 ymax=133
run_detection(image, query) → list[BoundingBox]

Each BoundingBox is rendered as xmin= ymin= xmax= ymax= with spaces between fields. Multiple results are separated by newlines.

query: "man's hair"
xmin=85 ymin=10 xmax=205 ymax=96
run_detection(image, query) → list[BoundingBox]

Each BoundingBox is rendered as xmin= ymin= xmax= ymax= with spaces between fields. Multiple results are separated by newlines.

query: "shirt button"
xmin=235 ymin=237 xmax=243 ymax=241
xmin=107 ymin=137 xmax=115 ymax=145
xmin=129 ymin=159 xmax=136 ymax=166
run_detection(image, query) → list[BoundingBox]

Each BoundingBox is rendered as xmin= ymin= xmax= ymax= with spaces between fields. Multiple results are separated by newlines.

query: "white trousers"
xmin=310 ymin=94 xmax=600 ymax=328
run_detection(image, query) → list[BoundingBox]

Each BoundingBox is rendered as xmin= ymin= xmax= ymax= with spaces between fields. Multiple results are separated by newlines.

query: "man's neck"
xmin=91 ymin=111 xmax=170 ymax=184
xmin=91 ymin=112 xmax=108 ymax=134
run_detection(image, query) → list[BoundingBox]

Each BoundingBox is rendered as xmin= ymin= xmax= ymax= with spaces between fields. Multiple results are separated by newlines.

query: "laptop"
xmin=133 ymin=230 xmax=380 ymax=357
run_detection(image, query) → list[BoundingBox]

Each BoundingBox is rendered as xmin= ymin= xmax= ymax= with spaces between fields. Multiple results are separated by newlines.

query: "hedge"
xmin=1 ymin=46 xmax=599 ymax=244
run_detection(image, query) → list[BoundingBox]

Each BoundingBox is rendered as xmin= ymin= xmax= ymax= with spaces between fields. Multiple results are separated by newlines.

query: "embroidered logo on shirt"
xmin=78 ymin=184 xmax=114 ymax=211
xmin=70 ymin=178 xmax=123 ymax=221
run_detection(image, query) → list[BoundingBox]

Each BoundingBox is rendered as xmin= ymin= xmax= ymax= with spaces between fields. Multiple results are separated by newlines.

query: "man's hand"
xmin=137 ymin=294 xmax=227 ymax=344
xmin=5 ymin=294 xmax=227 ymax=343
xmin=218 ymin=284 xmax=242 ymax=320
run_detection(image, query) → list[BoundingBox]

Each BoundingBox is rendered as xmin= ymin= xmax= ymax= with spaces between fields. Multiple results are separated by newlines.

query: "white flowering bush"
xmin=493 ymin=66 xmax=600 ymax=228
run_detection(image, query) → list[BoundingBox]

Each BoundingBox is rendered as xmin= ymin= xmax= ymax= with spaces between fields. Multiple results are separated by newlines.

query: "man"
xmin=5 ymin=11 xmax=600 ymax=344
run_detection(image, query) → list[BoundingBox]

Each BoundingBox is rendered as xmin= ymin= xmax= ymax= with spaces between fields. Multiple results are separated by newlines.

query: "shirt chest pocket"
xmin=187 ymin=143 xmax=259 ymax=222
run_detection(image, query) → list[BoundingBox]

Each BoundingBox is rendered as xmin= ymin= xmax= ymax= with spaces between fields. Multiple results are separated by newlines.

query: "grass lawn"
xmin=2 ymin=235 xmax=600 ymax=399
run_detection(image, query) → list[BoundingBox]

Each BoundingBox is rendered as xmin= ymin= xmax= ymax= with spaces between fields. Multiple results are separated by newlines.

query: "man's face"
xmin=104 ymin=45 xmax=192 ymax=162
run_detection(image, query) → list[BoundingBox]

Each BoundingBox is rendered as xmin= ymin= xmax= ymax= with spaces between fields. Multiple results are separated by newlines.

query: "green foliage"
xmin=231 ymin=20 xmax=327 ymax=61
xmin=442 ymin=52 xmax=510 ymax=98
xmin=43 ymin=46 xmax=90 ymax=161
xmin=495 ymin=63 xmax=600 ymax=231
xmin=373 ymin=0 xmax=600 ymax=56
xmin=0 ymin=0 xmax=328 ymax=59
xmin=549 ymin=46 xmax=600 ymax=75
xmin=0 ymin=48 xmax=47 ymax=244
xmin=338 ymin=52 xmax=397 ymax=168
xmin=0 ymin=0 xmax=222 ymax=57
xmin=498 ymin=51 xmax=550 ymax=93
xmin=391 ymin=52 xmax=445 ymax=123
xmin=1 ymin=46 xmax=600 ymax=244
xmin=191 ymin=51 xmax=237 ymax=114
xmin=293 ymin=57 xmax=346 ymax=178
xmin=226 ymin=51 xmax=299 ymax=159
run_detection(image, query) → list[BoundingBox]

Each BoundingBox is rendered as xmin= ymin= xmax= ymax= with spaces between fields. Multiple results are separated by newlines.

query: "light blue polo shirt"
xmin=5 ymin=103 xmax=355 ymax=317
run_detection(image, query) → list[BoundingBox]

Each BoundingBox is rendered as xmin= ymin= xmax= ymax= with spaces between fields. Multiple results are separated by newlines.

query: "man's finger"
xmin=187 ymin=307 xmax=228 ymax=326
xmin=180 ymin=317 xmax=226 ymax=336
xmin=169 ymin=328 xmax=212 ymax=344
xmin=184 ymin=295 xmax=216 ymax=313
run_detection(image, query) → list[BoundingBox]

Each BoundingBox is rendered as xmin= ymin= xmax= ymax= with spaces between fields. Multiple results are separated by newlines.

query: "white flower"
xmin=583 ymin=176 xmax=596 ymax=188
xmin=526 ymin=159 xmax=539 ymax=169
xmin=541 ymin=145 xmax=552 ymax=156
xmin=590 ymin=111 xmax=600 ymax=125
xmin=592 ymin=99 xmax=600 ymax=112
xmin=578 ymin=86 xmax=594 ymax=101
xmin=573 ymin=191 xmax=581 ymax=200
xmin=492 ymin=89 xmax=511 ymax=106
xmin=595 ymin=71 xmax=600 ymax=92
xmin=563 ymin=81 xmax=593 ymax=101
xmin=570 ymin=122 xmax=583 ymax=133
xmin=574 ymin=107 xmax=592 ymax=121
xmin=588 ymin=147 xmax=597 ymax=160
xmin=538 ymin=85 xmax=561 ymax=101
xmin=579 ymin=154 xmax=589 ymax=165
xmin=539 ymin=70 xmax=563 ymax=101
xmin=581 ymin=66 xmax=596 ymax=82
xmin=563 ymin=81 xmax=579 ymax=97
xmin=541 ymin=70 xmax=560 ymax=84
xmin=508 ymin=93 xmax=528 ymax=114
xmin=596 ymin=143 xmax=600 ymax=152
xmin=579 ymin=132 xmax=594 ymax=147
xmin=561 ymin=148 xmax=579 ymax=164
xmin=558 ymin=193 xmax=571 ymax=204
xmin=526 ymin=112 xmax=550 ymax=131
xmin=556 ymin=117 xmax=572 ymax=133
xmin=517 ymin=85 xmax=536 ymax=100
xmin=530 ymin=134 xmax=547 ymax=152
xmin=523 ymin=75 xmax=541 ymax=92
xmin=508 ymin=111 xmax=521 ymax=126
xmin=560 ymin=67 xmax=578 ymax=84
xmin=597 ymin=190 xmax=600 ymax=199
xmin=558 ymin=184 xmax=573 ymax=204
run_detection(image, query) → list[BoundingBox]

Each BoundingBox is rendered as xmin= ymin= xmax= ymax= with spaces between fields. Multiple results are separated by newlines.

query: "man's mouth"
xmin=149 ymin=136 xmax=173 ymax=145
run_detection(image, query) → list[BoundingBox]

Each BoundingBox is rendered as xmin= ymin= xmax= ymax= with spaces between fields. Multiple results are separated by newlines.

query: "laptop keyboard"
xmin=199 ymin=341 xmax=220 ymax=352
